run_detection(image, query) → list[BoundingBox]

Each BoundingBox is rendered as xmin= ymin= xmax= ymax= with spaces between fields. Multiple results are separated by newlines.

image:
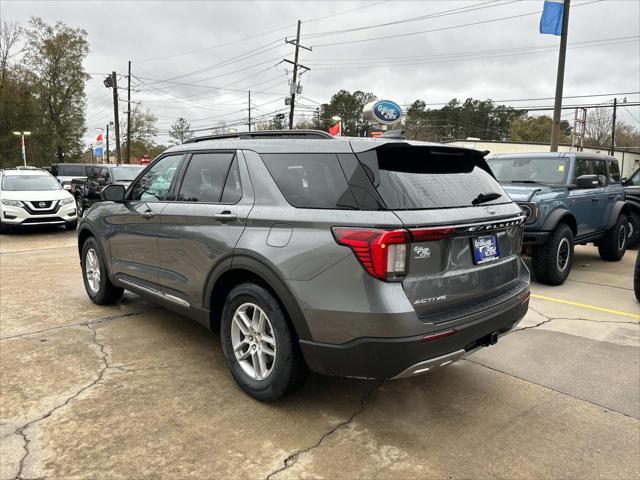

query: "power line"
xmin=311 ymin=0 xmax=602 ymax=48
xmin=306 ymin=35 xmax=638 ymax=64
xmin=308 ymin=37 xmax=638 ymax=70
xmin=302 ymin=0 xmax=515 ymax=39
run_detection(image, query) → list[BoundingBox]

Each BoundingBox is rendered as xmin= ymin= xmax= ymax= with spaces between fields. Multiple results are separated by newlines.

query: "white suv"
xmin=0 ymin=168 xmax=78 ymax=232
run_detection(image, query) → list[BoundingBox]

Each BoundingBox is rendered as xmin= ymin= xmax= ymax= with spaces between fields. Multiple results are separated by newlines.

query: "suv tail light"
xmin=332 ymin=228 xmax=409 ymax=282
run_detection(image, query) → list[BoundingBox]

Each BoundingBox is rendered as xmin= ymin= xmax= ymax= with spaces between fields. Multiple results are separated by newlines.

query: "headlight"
xmin=59 ymin=197 xmax=75 ymax=206
xmin=518 ymin=203 xmax=538 ymax=224
xmin=1 ymin=199 xmax=24 ymax=207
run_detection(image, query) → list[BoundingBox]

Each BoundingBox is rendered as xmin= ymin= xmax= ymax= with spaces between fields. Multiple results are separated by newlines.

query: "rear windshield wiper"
xmin=472 ymin=192 xmax=502 ymax=205
xmin=507 ymin=180 xmax=541 ymax=184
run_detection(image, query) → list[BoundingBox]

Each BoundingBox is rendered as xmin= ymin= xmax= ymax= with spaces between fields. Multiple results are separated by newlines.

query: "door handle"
xmin=608 ymin=195 xmax=615 ymax=200
xmin=214 ymin=211 xmax=237 ymax=221
xmin=591 ymin=198 xmax=599 ymax=202
xmin=141 ymin=210 xmax=154 ymax=219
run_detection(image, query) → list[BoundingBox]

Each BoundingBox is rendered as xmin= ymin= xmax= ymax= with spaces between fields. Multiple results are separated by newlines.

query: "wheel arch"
xmin=605 ymin=200 xmax=631 ymax=231
xmin=542 ymin=208 xmax=577 ymax=236
xmin=206 ymin=255 xmax=310 ymax=340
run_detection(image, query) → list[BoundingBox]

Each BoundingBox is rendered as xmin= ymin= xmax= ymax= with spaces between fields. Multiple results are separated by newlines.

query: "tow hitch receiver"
xmin=481 ymin=331 xmax=500 ymax=347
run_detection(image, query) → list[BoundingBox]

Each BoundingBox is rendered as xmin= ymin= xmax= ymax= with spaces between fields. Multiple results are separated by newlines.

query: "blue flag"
xmin=540 ymin=0 xmax=564 ymax=36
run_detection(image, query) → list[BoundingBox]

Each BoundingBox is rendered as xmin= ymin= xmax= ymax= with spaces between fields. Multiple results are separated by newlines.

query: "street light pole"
xmin=12 ymin=131 xmax=31 ymax=166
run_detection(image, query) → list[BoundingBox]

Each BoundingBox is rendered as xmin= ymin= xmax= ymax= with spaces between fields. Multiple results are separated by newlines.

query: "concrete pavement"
xmin=1 ymin=231 xmax=638 ymax=479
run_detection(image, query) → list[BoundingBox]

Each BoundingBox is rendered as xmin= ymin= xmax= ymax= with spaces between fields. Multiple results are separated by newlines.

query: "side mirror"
xmin=101 ymin=184 xmax=126 ymax=202
xmin=575 ymin=174 xmax=599 ymax=189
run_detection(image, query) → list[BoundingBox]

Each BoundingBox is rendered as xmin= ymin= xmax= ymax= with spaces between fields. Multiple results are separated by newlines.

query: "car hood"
xmin=0 ymin=189 xmax=73 ymax=201
xmin=500 ymin=184 xmax=553 ymax=202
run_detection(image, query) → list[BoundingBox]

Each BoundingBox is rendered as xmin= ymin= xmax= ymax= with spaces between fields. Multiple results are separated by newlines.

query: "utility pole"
xmin=106 ymin=123 xmax=110 ymax=164
xmin=610 ymin=97 xmax=617 ymax=156
xmin=285 ymin=20 xmax=311 ymax=129
xmin=550 ymin=0 xmax=571 ymax=152
xmin=108 ymin=72 xmax=122 ymax=163
xmin=126 ymin=60 xmax=131 ymax=164
xmin=248 ymin=90 xmax=252 ymax=131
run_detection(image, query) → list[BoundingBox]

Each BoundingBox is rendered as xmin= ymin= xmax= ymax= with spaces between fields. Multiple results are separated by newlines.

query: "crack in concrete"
xmin=505 ymin=305 xmax=639 ymax=337
xmin=465 ymin=358 xmax=639 ymax=421
xmin=0 ymin=309 xmax=151 ymax=341
xmin=6 ymin=323 xmax=118 ymax=480
xmin=264 ymin=380 xmax=384 ymax=480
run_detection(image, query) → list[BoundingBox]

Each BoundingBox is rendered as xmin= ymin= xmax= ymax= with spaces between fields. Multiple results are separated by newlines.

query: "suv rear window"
xmin=356 ymin=145 xmax=505 ymax=210
xmin=261 ymin=153 xmax=357 ymax=209
xmin=58 ymin=164 xmax=87 ymax=177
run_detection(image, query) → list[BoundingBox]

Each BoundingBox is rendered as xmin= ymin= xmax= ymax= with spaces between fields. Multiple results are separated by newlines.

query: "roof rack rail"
xmin=184 ymin=129 xmax=332 ymax=144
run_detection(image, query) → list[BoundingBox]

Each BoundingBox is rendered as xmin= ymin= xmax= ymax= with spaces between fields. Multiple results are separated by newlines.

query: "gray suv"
xmin=77 ymin=131 xmax=530 ymax=401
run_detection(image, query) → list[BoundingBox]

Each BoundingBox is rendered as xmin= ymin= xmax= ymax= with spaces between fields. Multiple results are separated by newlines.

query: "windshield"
xmin=2 ymin=175 xmax=62 ymax=191
xmin=488 ymin=157 xmax=570 ymax=184
xmin=111 ymin=166 xmax=144 ymax=182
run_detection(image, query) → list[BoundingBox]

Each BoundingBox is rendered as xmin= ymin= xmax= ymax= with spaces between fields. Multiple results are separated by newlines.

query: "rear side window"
xmin=356 ymin=146 xmax=505 ymax=210
xmin=177 ymin=152 xmax=236 ymax=203
xmin=261 ymin=153 xmax=357 ymax=209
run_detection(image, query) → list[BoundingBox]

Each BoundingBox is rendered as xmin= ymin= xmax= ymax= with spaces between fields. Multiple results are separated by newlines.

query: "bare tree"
xmin=0 ymin=21 xmax=23 ymax=91
xmin=585 ymin=106 xmax=613 ymax=147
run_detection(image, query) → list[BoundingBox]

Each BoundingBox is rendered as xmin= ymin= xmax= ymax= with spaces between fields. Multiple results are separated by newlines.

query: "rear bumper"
xmin=299 ymin=288 xmax=529 ymax=379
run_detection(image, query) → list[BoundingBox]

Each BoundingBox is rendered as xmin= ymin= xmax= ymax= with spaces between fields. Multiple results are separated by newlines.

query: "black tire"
xmin=531 ymin=223 xmax=574 ymax=286
xmin=65 ymin=221 xmax=78 ymax=231
xmin=220 ymin=283 xmax=307 ymax=401
xmin=80 ymin=237 xmax=124 ymax=305
xmin=597 ymin=215 xmax=627 ymax=261
xmin=627 ymin=211 xmax=640 ymax=249
xmin=76 ymin=196 xmax=85 ymax=218
xmin=634 ymin=251 xmax=640 ymax=301
xmin=0 ymin=222 xmax=7 ymax=234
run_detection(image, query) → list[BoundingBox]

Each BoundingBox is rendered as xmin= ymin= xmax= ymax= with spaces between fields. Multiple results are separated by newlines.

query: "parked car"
xmin=50 ymin=163 xmax=93 ymax=191
xmin=488 ymin=152 xmax=630 ymax=285
xmin=622 ymin=167 xmax=640 ymax=248
xmin=77 ymin=130 xmax=530 ymax=401
xmin=73 ymin=164 xmax=145 ymax=216
xmin=0 ymin=168 xmax=78 ymax=232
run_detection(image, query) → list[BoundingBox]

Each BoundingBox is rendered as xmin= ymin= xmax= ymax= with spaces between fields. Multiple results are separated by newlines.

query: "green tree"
xmin=318 ymin=90 xmax=377 ymax=136
xmin=168 ymin=117 xmax=193 ymax=145
xmin=510 ymin=115 xmax=570 ymax=143
xmin=23 ymin=17 xmax=90 ymax=163
xmin=121 ymin=104 xmax=159 ymax=160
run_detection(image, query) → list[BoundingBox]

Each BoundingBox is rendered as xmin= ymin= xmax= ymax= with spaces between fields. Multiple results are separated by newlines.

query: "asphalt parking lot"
xmin=1 ymin=229 xmax=638 ymax=480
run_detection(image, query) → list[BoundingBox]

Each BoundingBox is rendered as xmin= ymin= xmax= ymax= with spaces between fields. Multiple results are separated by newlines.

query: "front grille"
xmin=31 ymin=200 xmax=53 ymax=209
xmin=23 ymin=201 xmax=60 ymax=215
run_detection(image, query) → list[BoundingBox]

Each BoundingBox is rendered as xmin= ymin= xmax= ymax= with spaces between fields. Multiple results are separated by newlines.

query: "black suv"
xmin=73 ymin=164 xmax=145 ymax=216
xmin=78 ymin=131 xmax=530 ymax=400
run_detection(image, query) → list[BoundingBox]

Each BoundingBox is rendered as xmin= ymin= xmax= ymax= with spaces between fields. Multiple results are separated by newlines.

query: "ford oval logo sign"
xmin=367 ymin=100 xmax=402 ymax=125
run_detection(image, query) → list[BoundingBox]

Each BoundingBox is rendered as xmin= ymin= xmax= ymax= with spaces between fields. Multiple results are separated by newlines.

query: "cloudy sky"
xmin=3 ymin=0 xmax=639 ymax=145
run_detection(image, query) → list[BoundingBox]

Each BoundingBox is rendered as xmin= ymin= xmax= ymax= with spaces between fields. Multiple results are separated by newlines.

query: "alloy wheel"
xmin=617 ymin=223 xmax=627 ymax=251
xmin=230 ymin=302 xmax=277 ymax=381
xmin=85 ymin=248 xmax=101 ymax=293
xmin=557 ymin=237 xmax=570 ymax=272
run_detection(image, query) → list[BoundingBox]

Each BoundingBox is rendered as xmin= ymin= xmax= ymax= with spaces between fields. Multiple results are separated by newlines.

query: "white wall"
xmin=445 ymin=140 xmax=640 ymax=178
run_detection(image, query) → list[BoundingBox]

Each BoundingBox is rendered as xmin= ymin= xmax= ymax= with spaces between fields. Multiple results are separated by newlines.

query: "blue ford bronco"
xmin=488 ymin=152 xmax=630 ymax=285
